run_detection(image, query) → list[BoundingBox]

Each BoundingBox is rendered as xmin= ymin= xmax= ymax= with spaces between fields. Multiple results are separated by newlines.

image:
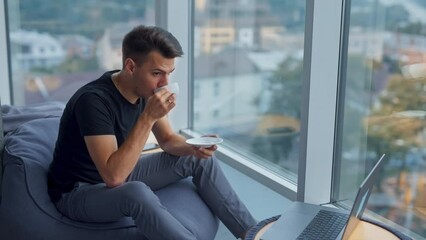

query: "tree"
xmin=366 ymin=74 xmax=426 ymax=192
xmin=366 ymin=75 xmax=425 ymax=155
xmin=266 ymin=57 xmax=303 ymax=118
xmin=57 ymin=56 xmax=99 ymax=73
xmin=251 ymin=56 xmax=303 ymax=167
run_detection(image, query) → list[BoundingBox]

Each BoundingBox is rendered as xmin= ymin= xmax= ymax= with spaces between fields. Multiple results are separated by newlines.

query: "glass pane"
xmin=193 ymin=0 xmax=306 ymax=182
xmin=7 ymin=0 xmax=155 ymax=105
xmin=338 ymin=0 xmax=426 ymax=238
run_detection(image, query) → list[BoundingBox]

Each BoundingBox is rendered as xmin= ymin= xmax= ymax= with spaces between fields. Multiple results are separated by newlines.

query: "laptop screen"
xmin=341 ymin=154 xmax=386 ymax=240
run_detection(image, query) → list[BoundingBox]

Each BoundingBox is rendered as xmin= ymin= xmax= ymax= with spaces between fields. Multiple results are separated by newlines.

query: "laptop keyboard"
xmin=296 ymin=210 xmax=348 ymax=240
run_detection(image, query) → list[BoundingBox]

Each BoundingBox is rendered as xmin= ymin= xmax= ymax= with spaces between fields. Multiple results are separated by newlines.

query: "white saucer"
xmin=185 ymin=137 xmax=223 ymax=148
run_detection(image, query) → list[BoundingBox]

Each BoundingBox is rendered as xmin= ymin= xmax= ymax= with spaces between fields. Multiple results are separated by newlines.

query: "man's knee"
xmin=191 ymin=155 xmax=221 ymax=180
xmin=119 ymin=181 xmax=157 ymax=204
xmin=198 ymin=155 xmax=219 ymax=169
xmin=118 ymin=181 xmax=164 ymax=217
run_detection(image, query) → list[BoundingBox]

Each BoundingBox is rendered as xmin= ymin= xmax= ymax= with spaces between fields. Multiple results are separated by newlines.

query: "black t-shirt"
xmin=48 ymin=70 xmax=145 ymax=201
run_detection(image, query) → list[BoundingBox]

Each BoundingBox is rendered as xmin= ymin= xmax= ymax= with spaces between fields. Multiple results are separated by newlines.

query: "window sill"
xmin=180 ymin=128 xmax=297 ymax=200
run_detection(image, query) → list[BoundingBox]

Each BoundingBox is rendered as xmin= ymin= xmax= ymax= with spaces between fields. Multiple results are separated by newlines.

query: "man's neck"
xmin=112 ymin=71 xmax=139 ymax=104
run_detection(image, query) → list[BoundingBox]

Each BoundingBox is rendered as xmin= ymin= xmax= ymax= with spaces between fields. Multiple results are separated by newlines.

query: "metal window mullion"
xmin=299 ymin=0 xmax=344 ymax=204
xmin=158 ymin=0 xmax=191 ymax=131
xmin=0 ymin=1 xmax=11 ymax=104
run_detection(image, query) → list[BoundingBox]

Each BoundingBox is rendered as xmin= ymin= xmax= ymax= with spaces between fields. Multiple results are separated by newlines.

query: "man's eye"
xmin=153 ymin=72 xmax=161 ymax=76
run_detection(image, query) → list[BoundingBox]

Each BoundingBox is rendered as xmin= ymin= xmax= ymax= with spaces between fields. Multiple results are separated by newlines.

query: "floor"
xmin=214 ymin=160 xmax=292 ymax=240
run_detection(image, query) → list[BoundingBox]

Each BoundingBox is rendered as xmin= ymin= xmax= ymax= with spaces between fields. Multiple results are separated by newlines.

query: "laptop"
xmin=262 ymin=154 xmax=386 ymax=240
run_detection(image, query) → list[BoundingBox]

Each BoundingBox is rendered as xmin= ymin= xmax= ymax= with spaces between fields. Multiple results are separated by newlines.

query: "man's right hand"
xmin=143 ymin=88 xmax=176 ymax=120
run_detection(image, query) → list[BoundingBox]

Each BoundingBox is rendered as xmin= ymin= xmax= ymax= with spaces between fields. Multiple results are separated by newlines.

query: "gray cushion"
xmin=1 ymin=101 xmax=65 ymax=134
xmin=0 ymin=117 xmax=219 ymax=240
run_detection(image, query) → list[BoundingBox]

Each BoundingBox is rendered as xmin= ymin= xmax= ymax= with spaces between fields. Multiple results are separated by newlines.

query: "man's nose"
xmin=160 ymin=75 xmax=169 ymax=86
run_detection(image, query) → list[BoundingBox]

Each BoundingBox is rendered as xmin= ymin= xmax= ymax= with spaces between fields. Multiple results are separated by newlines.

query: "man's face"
xmin=130 ymin=51 xmax=175 ymax=99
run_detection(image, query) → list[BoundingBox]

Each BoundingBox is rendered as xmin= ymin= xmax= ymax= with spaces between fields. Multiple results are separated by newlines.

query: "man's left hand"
xmin=192 ymin=144 xmax=217 ymax=159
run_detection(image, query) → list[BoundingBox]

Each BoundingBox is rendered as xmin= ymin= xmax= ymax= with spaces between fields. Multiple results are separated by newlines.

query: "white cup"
xmin=154 ymin=82 xmax=180 ymax=96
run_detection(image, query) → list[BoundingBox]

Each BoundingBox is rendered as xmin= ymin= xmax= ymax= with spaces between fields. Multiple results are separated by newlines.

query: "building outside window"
xmin=336 ymin=0 xmax=426 ymax=238
xmin=6 ymin=0 xmax=155 ymax=105
xmin=193 ymin=0 xmax=306 ymax=184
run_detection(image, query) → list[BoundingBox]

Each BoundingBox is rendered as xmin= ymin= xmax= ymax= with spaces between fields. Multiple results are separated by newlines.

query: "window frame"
xmin=0 ymin=0 xmax=11 ymax=105
xmin=298 ymin=0 xmax=344 ymax=204
xmin=162 ymin=0 xmax=345 ymax=203
xmin=156 ymin=0 xmax=193 ymax=132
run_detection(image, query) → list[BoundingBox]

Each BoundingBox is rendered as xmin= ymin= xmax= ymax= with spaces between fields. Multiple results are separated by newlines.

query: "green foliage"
xmin=384 ymin=5 xmax=410 ymax=31
xmin=397 ymin=21 xmax=426 ymax=36
xmin=367 ymin=75 xmax=426 ymax=158
xmin=57 ymin=56 xmax=99 ymax=73
xmin=267 ymin=57 xmax=303 ymax=118
xmin=252 ymin=55 xmax=303 ymax=165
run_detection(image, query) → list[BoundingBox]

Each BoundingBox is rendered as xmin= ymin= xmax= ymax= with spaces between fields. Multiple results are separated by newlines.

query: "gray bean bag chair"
xmin=0 ymin=115 xmax=219 ymax=240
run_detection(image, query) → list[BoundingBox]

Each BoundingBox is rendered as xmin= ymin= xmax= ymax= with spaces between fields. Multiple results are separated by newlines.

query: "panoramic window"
xmin=6 ymin=0 xmax=155 ymax=105
xmin=192 ymin=0 xmax=306 ymax=183
xmin=337 ymin=0 xmax=426 ymax=238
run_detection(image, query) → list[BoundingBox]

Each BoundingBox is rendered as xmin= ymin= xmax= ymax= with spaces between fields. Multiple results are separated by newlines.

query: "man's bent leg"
xmin=55 ymin=181 xmax=196 ymax=240
xmin=190 ymin=155 xmax=258 ymax=238
xmin=129 ymin=152 xmax=257 ymax=239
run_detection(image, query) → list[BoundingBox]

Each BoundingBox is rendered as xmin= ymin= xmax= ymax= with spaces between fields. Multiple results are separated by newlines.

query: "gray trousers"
xmin=55 ymin=152 xmax=257 ymax=240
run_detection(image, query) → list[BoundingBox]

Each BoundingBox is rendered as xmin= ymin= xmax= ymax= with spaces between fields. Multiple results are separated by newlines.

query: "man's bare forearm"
xmin=104 ymin=113 xmax=155 ymax=187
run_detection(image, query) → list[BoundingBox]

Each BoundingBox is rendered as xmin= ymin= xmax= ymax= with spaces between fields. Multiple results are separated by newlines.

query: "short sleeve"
xmin=74 ymin=92 xmax=115 ymax=136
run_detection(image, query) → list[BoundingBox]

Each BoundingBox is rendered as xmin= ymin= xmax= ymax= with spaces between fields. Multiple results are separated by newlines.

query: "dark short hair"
xmin=122 ymin=25 xmax=184 ymax=65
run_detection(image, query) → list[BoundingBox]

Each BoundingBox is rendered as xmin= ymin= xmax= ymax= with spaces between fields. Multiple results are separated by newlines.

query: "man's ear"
xmin=124 ymin=58 xmax=136 ymax=73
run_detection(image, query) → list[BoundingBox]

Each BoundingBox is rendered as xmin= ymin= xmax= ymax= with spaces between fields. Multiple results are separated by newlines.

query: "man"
xmin=48 ymin=25 xmax=257 ymax=240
